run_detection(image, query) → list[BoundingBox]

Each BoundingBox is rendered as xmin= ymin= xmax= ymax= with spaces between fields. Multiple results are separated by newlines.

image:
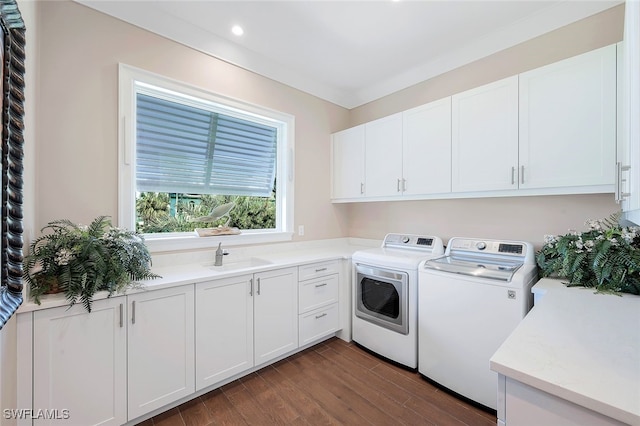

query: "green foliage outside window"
xmin=135 ymin=192 xmax=276 ymax=234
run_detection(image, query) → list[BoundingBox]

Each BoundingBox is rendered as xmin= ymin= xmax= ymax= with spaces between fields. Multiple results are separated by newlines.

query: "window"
xmin=119 ymin=65 xmax=294 ymax=251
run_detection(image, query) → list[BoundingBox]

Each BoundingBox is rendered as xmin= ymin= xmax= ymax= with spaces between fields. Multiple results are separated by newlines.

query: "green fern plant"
xmin=24 ymin=216 xmax=160 ymax=312
xmin=536 ymin=212 xmax=640 ymax=295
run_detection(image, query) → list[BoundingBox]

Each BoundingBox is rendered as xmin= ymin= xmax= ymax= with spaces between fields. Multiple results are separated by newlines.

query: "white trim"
xmin=118 ymin=64 xmax=295 ymax=249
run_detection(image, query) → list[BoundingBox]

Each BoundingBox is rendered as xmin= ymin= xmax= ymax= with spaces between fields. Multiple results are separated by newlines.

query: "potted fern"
xmin=536 ymin=212 xmax=640 ymax=295
xmin=24 ymin=216 xmax=160 ymax=312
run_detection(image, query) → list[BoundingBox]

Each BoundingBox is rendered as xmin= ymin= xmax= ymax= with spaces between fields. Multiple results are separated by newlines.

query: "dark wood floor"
xmin=137 ymin=337 xmax=496 ymax=426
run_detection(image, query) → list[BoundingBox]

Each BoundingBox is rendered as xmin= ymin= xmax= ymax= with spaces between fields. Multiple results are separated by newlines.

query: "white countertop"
xmin=490 ymin=278 xmax=640 ymax=425
xmin=17 ymin=237 xmax=377 ymax=314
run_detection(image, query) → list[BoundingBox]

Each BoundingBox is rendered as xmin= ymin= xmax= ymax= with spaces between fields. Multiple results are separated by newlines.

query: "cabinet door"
xmin=365 ymin=113 xmax=403 ymax=197
xmin=128 ymin=285 xmax=195 ymax=420
xmin=254 ymin=267 xmax=298 ymax=366
xmin=452 ymin=76 xmax=519 ymax=192
xmin=403 ymin=98 xmax=452 ymax=195
xmin=33 ymin=298 xmax=126 ymax=426
xmin=332 ymin=125 xmax=365 ymax=199
xmin=195 ymin=275 xmax=253 ymax=391
xmin=519 ymin=44 xmax=616 ymax=189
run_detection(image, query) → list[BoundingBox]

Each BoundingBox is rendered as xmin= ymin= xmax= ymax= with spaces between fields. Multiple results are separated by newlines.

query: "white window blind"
xmin=136 ymin=93 xmax=278 ymax=197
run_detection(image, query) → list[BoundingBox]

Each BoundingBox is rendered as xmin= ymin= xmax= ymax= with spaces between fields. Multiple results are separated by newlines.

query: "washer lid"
xmin=424 ymin=254 xmax=523 ymax=282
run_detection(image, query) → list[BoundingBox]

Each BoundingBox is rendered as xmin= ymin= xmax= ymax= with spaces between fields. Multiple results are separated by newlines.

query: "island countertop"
xmin=490 ymin=278 xmax=640 ymax=425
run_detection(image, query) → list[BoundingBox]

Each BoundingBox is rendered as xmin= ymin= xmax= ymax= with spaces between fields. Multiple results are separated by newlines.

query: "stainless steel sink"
xmin=208 ymin=257 xmax=273 ymax=272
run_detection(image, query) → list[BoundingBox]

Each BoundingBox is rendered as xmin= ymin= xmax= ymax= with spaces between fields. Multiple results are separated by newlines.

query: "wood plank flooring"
xmin=136 ymin=337 xmax=496 ymax=426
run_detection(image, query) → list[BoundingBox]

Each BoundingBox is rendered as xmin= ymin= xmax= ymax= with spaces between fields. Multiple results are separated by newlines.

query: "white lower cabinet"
xmin=25 ymin=262 xmax=341 ymax=425
xmin=32 ymin=297 xmax=127 ymax=426
xmin=253 ymin=267 xmax=299 ymax=366
xmin=195 ymin=274 xmax=254 ymax=391
xmin=298 ymin=261 xmax=340 ymax=346
xmin=127 ymin=285 xmax=195 ymax=420
xmin=498 ymin=375 xmax=627 ymax=426
xmin=195 ymin=267 xmax=299 ymax=390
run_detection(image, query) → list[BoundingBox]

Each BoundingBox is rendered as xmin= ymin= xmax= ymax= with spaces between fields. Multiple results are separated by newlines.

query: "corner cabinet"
xmin=32 ymin=298 xmax=127 ymax=426
xmin=519 ymin=44 xmax=616 ymax=190
xmin=127 ymin=285 xmax=195 ymax=420
xmin=331 ymin=125 xmax=365 ymax=200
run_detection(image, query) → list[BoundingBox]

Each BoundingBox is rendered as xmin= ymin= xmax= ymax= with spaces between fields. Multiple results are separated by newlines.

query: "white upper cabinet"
xmin=451 ymin=76 xmax=519 ymax=192
xmin=331 ymin=124 xmax=365 ymax=200
xmin=519 ymin=44 xmax=616 ymax=190
xmin=402 ymin=98 xmax=452 ymax=195
xmin=364 ymin=113 xmax=403 ymax=197
xmin=331 ymin=44 xmax=619 ymax=202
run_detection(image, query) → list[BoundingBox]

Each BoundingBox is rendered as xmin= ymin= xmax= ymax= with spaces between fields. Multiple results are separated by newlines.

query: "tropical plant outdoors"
xmin=23 ymin=216 xmax=160 ymax=312
xmin=135 ymin=192 xmax=276 ymax=234
xmin=536 ymin=212 xmax=640 ymax=295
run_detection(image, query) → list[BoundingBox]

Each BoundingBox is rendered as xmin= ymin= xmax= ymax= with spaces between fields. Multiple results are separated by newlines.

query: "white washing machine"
xmin=418 ymin=237 xmax=538 ymax=411
xmin=352 ymin=233 xmax=444 ymax=370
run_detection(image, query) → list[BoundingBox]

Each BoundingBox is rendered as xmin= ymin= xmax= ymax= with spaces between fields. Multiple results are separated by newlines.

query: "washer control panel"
xmin=447 ymin=238 xmax=532 ymax=261
xmin=383 ymin=233 xmax=441 ymax=251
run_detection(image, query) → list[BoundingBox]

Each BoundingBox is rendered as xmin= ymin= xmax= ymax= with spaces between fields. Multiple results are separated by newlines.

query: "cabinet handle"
xmin=402 ymin=179 xmax=407 ymax=192
xmin=249 ymin=278 xmax=254 ymax=296
xmin=315 ymin=267 xmax=327 ymax=273
xmin=131 ymin=301 xmax=136 ymax=325
xmin=397 ymin=178 xmax=401 ymax=192
xmin=615 ymin=162 xmax=632 ymax=203
xmin=315 ymin=313 xmax=327 ymax=319
xmin=315 ymin=283 xmax=327 ymax=288
xmin=119 ymin=303 xmax=123 ymax=328
xmin=257 ymin=278 xmax=261 ymax=295
xmin=360 ymin=182 xmax=364 ymax=194
xmin=511 ymin=167 xmax=515 ymax=185
xmin=520 ymin=165 xmax=525 ymax=184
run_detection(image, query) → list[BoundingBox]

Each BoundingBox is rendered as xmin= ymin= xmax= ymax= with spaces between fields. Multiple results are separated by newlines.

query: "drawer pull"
xmin=315 ymin=283 xmax=327 ymax=288
xmin=315 ymin=267 xmax=327 ymax=273
xmin=315 ymin=313 xmax=327 ymax=319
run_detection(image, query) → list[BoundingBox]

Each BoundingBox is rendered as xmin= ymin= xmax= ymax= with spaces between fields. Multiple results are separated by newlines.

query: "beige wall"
xmin=345 ymin=5 xmax=624 ymax=248
xmin=35 ymin=0 xmax=350 ymax=242
xmin=33 ymin=1 xmax=624 ymax=250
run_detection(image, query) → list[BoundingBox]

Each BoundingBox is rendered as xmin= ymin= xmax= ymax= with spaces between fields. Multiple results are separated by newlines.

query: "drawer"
xmin=299 ymin=274 xmax=339 ymax=314
xmin=298 ymin=260 xmax=340 ymax=281
xmin=299 ymin=304 xmax=339 ymax=346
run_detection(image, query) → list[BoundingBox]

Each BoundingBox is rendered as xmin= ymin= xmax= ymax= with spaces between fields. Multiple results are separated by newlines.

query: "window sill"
xmin=144 ymin=230 xmax=294 ymax=254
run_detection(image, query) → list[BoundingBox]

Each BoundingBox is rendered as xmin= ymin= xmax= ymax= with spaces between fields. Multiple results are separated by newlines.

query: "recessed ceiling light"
xmin=231 ymin=25 xmax=244 ymax=36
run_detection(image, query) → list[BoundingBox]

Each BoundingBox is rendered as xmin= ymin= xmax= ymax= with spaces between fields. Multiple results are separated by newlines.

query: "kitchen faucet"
xmin=214 ymin=242 xmax=229 ymax=266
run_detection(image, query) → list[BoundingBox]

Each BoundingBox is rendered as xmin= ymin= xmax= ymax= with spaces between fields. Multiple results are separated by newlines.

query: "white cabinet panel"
xmin=365 ymin=113 xmax=403 ymax=197
xmin=332 ymin=125 xmax=365 ymax=199
xmin=519 ymin=44 xmax=616 ymax=189
xmin=254 ymin=267 xmax=298 ymax=366
xmin=452 ymin=76 xmax=519 ymax=192
xmin=33 ymin=298 xmax=126 ymax=426
xmin=402 ymin=97 xmax=452 ymax=195
xmin=299 ymin=304 xmax=340 ymax=347
xmin=195 ymin=275 xmax=254 ymax=391
xmin=299 ymin=274 xmax=339 ymax=314
xmin=127 ymin=285 xmax=195 ymax=420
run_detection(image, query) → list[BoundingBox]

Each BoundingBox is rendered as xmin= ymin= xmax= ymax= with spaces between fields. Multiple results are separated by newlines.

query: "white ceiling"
xmin=76 ymin=0 xmax=622 ymax=109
